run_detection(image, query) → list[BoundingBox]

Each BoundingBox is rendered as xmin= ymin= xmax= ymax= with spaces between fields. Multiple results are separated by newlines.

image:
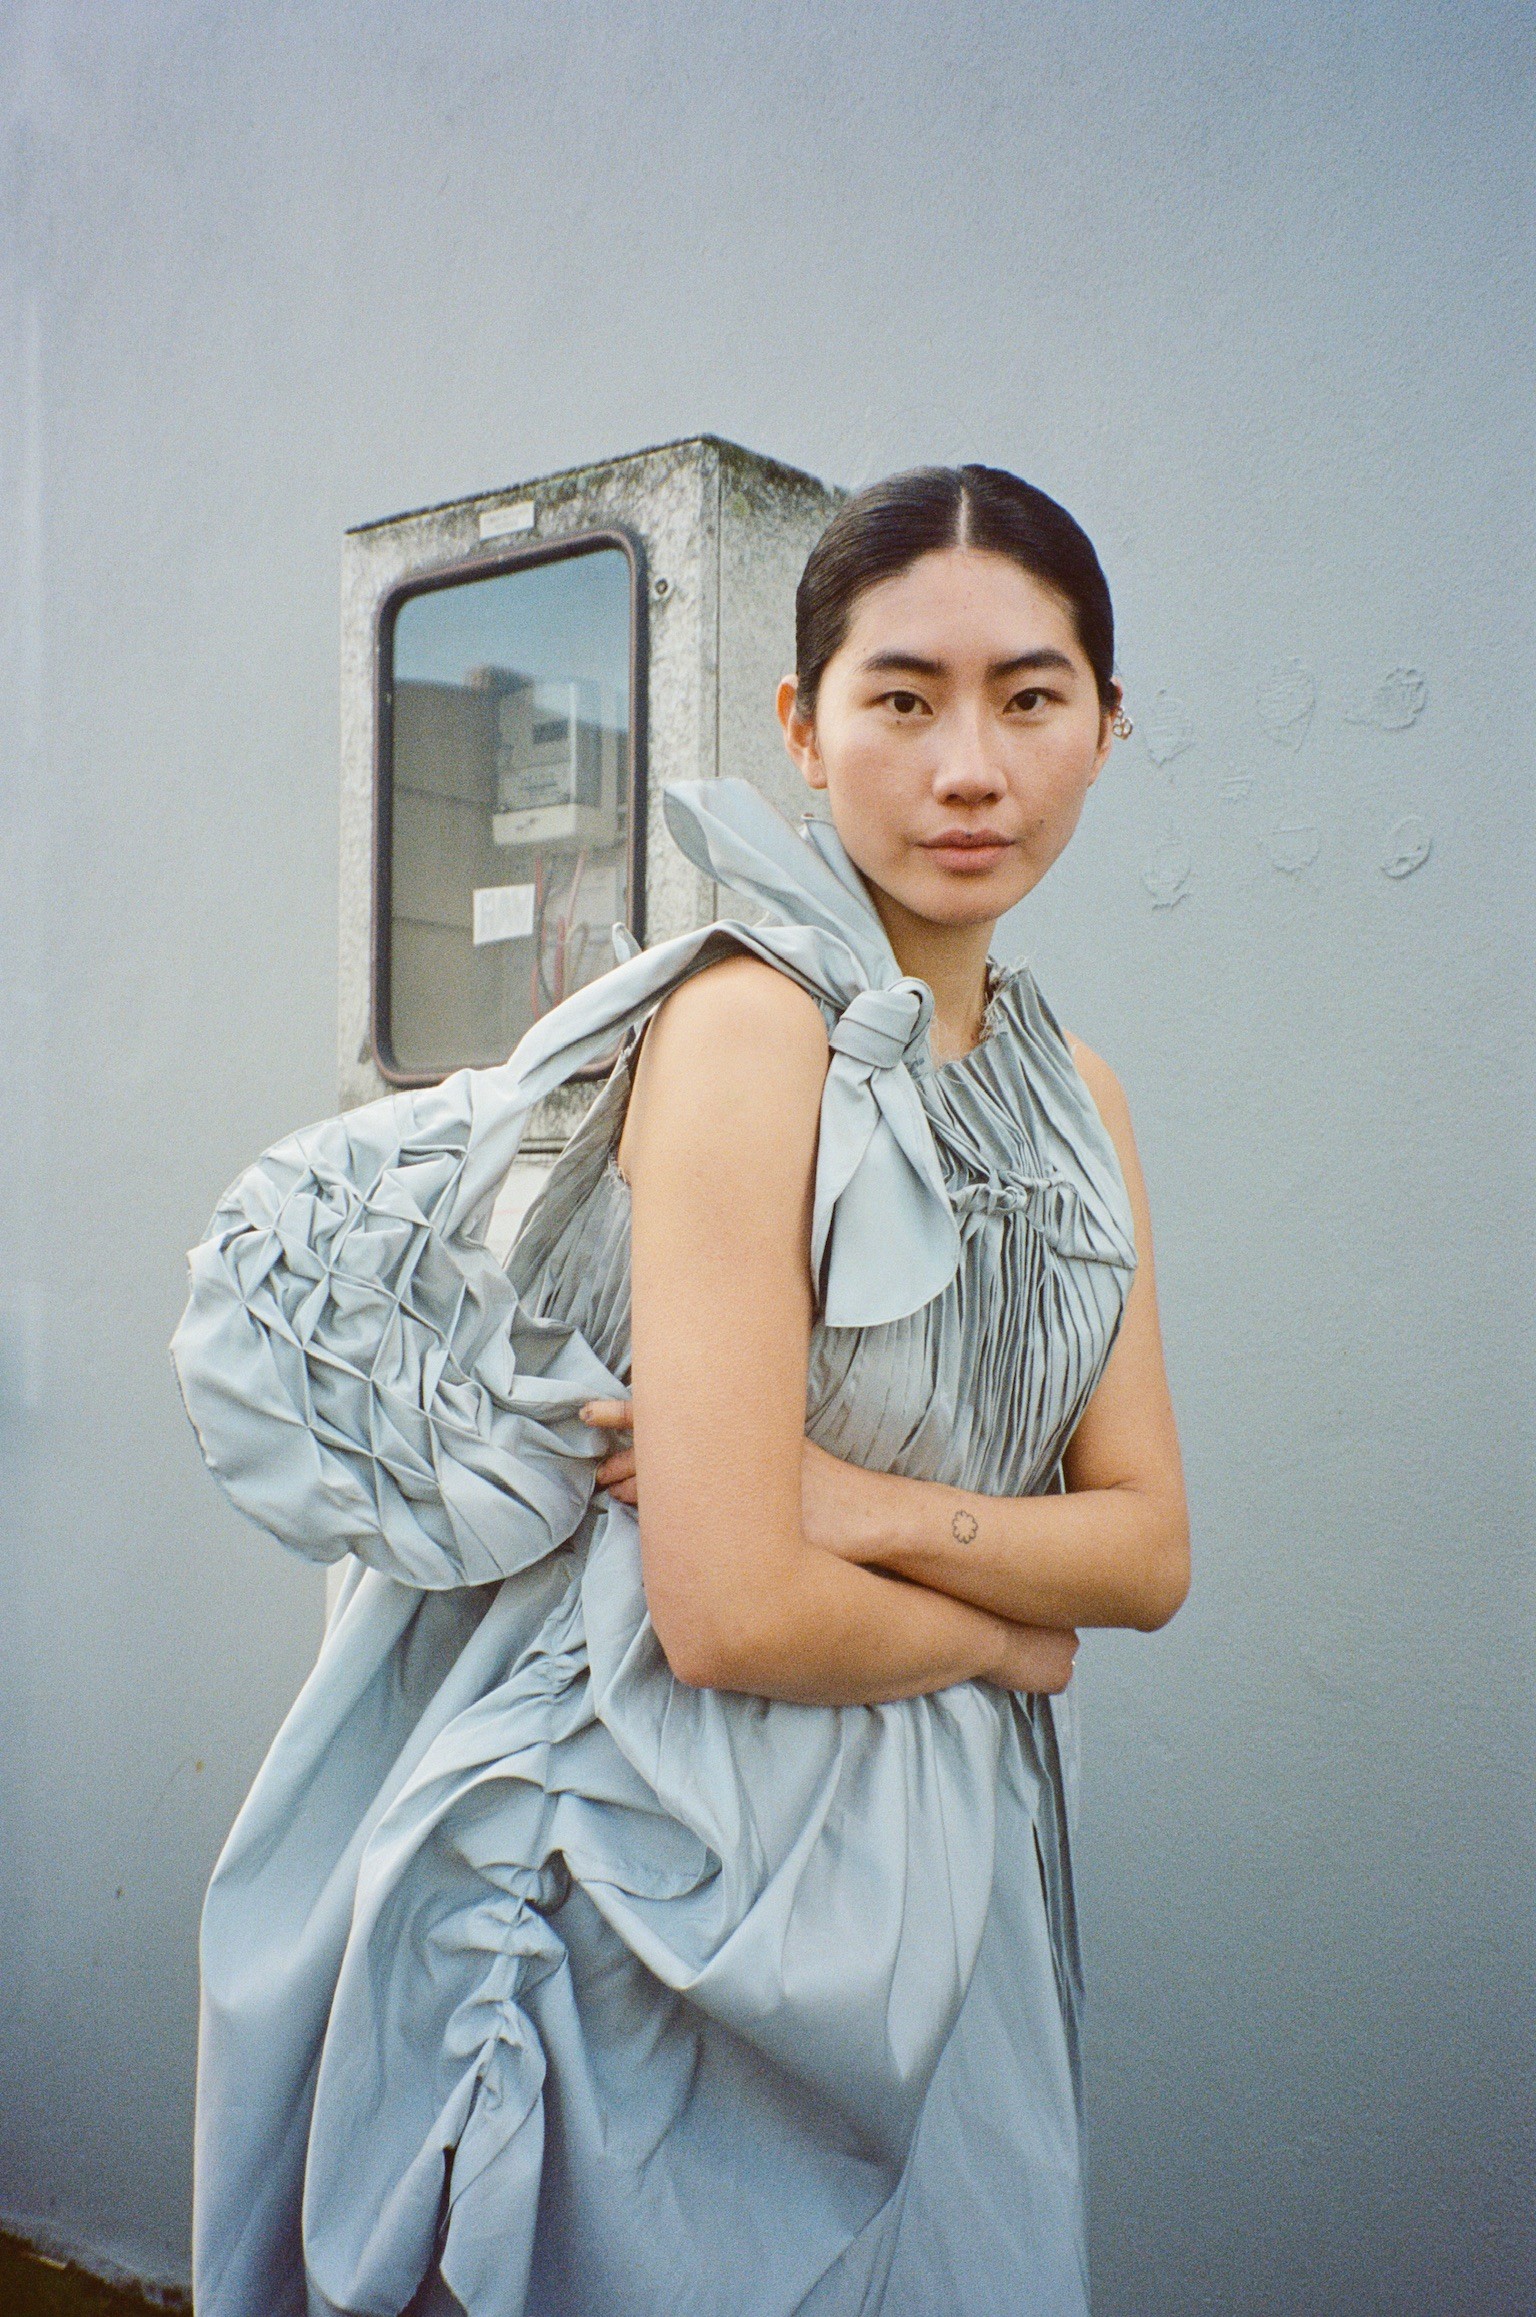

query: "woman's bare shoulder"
xmin=654 ymin=950 xmax=830 ymax=1059
xmin=619 ymin=952 xmax=830 ymax=1186
xmin=1064 ymin=1032 xmax=1151 ymax=1231
xmin=1063 ymin=1032 xmax=1130 ymax=1135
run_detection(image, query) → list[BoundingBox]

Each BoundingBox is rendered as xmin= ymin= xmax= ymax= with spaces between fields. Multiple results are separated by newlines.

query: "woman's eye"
xmin=1008 ymin=688 xmax=1048 ymax=713
xmin=885 ymin=691 xmax=926 ymax=716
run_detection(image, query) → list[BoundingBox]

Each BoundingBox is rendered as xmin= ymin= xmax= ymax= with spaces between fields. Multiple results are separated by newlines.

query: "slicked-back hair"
xmin=794 ymin=465 xmax=1117 ymax=716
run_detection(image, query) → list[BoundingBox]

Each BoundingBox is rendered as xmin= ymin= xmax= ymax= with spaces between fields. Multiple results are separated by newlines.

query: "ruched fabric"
xmin=172 ymin=778 xmax=1137 ymax=2317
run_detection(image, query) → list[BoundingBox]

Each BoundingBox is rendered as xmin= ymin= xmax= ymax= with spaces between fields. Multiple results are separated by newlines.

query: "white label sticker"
xmin=478 ymin=500 xmax=536 ymax=541
xmin=473 ymin=883 xmax=536 ymax=945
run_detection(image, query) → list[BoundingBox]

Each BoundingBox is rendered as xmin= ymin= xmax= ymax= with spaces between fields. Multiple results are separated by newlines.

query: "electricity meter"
xmin=491 ymin=678 xmax=623 ymax=850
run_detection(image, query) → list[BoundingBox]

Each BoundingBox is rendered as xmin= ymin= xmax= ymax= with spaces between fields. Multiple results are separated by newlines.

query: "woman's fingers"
xmin=581 ymin=1397 xmax=634 ymax=1431
xmin=582 ymin=1400 xmax=639 ymax=1504
xmin=586 ymin=1399 xmax=639 ymax=1510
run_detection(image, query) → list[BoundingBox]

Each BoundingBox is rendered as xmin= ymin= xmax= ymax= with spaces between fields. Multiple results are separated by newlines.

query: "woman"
xmin=172 ymin=464 xmax=1188 ymax=2317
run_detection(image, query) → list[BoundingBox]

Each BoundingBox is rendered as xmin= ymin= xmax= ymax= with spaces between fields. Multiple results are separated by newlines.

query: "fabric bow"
xmin=811 ymin=978 xmax=959 ymax=1326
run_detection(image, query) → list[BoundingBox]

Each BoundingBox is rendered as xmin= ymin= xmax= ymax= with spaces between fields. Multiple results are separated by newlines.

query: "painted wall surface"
xmin=0 ymin=4 xmax=1529 ymax=2308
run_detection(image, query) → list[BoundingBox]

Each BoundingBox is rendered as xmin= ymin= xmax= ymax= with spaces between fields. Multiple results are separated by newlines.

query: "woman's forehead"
xmin=837 ymin=548 xmax=1085 ymax=665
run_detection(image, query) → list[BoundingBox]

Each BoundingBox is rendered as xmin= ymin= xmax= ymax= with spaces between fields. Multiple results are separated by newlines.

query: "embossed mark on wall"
xmin=1141 ymin=826 xmax=1192 ymax=908
xmin=1143 ymin=692 xmax=1196 ymax=767
xmin=1381 ymin=816 xmax=1433 ymax=878
xmin=1253 ymin=659 xmax=1320 ymax=874
xmin=1347 ymin=667 xmax=1428 ymax=731
xmin=1129 ymin=654 xmax=1435 ymax=895
xmin=1262 ymin=822 xmax=1321 ymax=876
xmin=1256 ymin=659 xmax=1316 ymax=749
xmin=1136 ymin=685 xmax=1195 ymax=903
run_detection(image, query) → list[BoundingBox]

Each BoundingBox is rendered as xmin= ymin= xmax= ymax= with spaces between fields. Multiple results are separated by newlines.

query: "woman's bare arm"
xmin=614 ymin=952 xmax=1077 ymax=1705
xmin=599 ymin=1031 xmax=1188 ymax=1638
xmin=790 ymin=1038 xmax=1187 ymax=1629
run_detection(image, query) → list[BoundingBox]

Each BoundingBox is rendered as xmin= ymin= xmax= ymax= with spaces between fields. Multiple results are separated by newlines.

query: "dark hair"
xmin=794 ymin=464 xmax=1117 ymax=716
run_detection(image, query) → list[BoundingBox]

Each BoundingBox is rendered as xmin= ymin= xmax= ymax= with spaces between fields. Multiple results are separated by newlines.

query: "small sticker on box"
xmin=473 ymin=883 xmax=536 ymax=945
xmin=478 ymin=501 xmax=536 ymax=542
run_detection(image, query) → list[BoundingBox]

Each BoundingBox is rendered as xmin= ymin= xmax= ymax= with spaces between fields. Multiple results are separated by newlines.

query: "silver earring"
xmin=1111 ymin=708 xmax=1133 ymax=740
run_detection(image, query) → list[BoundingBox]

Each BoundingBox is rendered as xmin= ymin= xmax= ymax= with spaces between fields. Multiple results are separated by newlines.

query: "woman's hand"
xmin=580 ymin=1398 xmax=638 ymax=1505
xmin=985 ymin=1620 xmax=1079 ymax=1696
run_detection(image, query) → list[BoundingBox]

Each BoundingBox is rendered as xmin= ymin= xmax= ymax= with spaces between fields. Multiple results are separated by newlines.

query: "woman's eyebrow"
xmin=989 ymin=649 xmax=1075 ymax=678
xmin=859 ymin=647 xmax=1076 ymax=679
xmin=861 ymin=651 xmax=945 ymax=677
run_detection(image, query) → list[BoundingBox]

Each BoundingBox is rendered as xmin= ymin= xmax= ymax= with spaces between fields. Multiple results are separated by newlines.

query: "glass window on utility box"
xmin=382 ymin=541 xmax=637 ymax=1078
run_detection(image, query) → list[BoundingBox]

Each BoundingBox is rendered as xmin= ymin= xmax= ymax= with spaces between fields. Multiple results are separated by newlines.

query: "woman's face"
xmin=778 ymin=546 xmax=1116 ymax=932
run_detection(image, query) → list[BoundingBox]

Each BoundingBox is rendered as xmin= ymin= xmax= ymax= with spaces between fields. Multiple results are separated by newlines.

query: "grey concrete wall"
xmin=0 ymin=2 xmax=1529 ymax=2307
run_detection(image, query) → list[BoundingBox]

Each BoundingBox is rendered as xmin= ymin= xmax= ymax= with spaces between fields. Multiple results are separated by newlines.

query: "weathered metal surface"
xmin=338 ymin=437 xmax=842 ymax=1150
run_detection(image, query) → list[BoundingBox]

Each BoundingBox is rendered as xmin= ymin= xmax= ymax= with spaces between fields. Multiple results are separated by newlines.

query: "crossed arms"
xmin=588 ymin=955 xmax=1188 ymax=1709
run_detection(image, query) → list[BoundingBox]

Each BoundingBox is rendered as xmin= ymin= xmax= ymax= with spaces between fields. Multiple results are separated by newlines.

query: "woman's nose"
xmin=933 ymin=713 xmax=1008 ymax=803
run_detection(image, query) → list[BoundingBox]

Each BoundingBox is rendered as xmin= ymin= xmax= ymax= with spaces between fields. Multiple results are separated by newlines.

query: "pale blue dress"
xmin=171 ymin=779 xmax=1137 ymax=2317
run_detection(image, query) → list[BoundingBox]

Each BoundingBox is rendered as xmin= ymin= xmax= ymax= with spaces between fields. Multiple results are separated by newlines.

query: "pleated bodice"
xmin=510 ymin=959 xmax=1135 ymax=1505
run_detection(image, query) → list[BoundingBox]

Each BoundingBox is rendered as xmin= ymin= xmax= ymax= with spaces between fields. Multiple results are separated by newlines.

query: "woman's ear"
xmin=777 ymin=675 xmax=828 ymax=792
xmin=1088 ymin=679 xmax=1124 ymax=786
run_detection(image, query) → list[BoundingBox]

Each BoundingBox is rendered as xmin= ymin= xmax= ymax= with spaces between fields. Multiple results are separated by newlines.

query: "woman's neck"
xmin=866 ymin=885 xmax=997 ymax=1065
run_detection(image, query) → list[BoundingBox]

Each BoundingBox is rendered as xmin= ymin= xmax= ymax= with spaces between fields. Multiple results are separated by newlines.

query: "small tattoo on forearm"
xmin=951 ymin=1507 xmax=979 ymax=1545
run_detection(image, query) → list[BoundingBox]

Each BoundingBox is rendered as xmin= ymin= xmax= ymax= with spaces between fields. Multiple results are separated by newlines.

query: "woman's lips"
xmin=919 ymin=833 xmax=1016 ymax=872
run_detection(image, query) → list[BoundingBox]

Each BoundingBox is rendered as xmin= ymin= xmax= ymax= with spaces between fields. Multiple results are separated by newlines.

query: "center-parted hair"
xmin=795 ymin=464 xmax=1117 ymax=716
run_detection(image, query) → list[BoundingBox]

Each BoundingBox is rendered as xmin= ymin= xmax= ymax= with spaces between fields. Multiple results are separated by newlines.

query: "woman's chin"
xmin=895 ymin=863 xmax=1034 ymax=928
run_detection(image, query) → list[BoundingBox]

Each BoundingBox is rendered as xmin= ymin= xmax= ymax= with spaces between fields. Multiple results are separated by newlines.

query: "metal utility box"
xmin=339 ymin=436 xmax=843 ymax=1150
